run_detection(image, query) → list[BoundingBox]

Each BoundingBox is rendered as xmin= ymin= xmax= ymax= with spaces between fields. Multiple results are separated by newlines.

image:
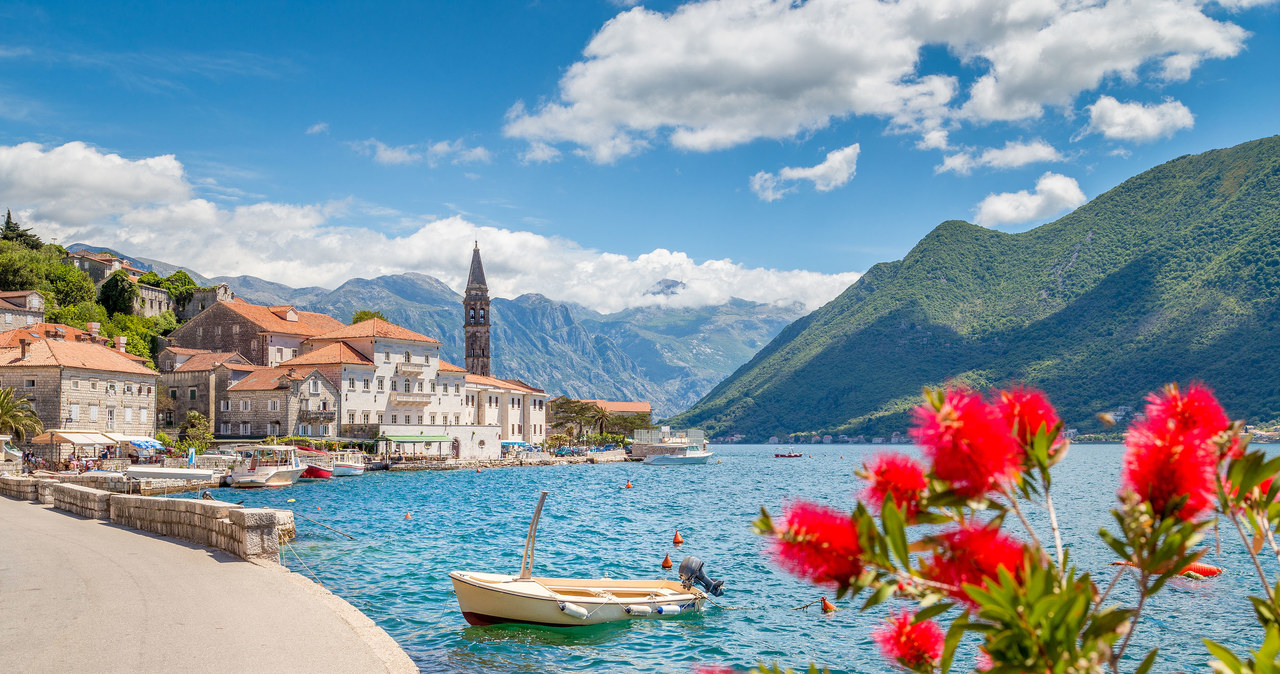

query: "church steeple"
xmin=464 ymin=242 xmax=491 ymax=376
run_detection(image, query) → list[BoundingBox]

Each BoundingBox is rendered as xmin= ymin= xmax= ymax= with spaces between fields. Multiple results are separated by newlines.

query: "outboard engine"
xmin=678 ymin=556 xmax=724 ymax=596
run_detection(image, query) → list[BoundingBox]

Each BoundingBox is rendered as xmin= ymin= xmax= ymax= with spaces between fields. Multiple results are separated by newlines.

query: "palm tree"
xmin=0 ymin=387 xmax=43 ymax=443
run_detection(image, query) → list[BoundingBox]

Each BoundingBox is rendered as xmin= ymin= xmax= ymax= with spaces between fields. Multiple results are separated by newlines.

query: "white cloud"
xmin=751 ymin=143 xmax=859 ymax=201
xmin=305 ymin=122 xmax=329 ymax=135
xmin=973 ymin=172 xmax=1087 ymax=227
xmin=1083 ymin=95 xmax=1195 ymax=143
xmin=937 ymin=139 xmax=1064 ymax=175
xmin=1 ymin=141 xmax=858 ymax=313
xmin=520 ymin=141 xmax=562 ymax=164
xmin=505 ymin=0 xmax=1253 ymax=162
xmin=350 ymin=138 xmax=423 ymax=165
xmin=1215 ymin=0 xmax=1280 ymax=8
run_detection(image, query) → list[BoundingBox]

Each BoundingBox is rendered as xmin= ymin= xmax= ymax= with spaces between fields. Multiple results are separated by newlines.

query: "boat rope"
xmin=284 ymin=540 xmax=325 ymax=588
xmin=293 ymin=512 xmax=357 ymax=540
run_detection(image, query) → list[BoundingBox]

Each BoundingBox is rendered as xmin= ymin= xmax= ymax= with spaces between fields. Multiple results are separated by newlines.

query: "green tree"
xmin=548 ymin=397 xmax=595 ymax=443
xmin=0 ymin=244 xmax=42 ymax=291
xmin=178 ymin=411 xmax=214 ymax=452
xmin=161 ymin=270 xmax=198 ymax=308
xmin=137 ymin=271 xmax=164 ymax=287
xmin=97 ymin=270 xmax=137 ymax=315
xmin=1 ymin=210 xmax=42 ymax=250
xmin=44 ymin=263 xmax=96 ymax=307
xmin=351 ymin=309 xmax=388 ymax=324
xmin=0 ymin=387 xmax=43 ymax=443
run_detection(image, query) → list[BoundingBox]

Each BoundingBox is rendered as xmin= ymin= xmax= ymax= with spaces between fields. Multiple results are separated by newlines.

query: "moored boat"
xmin=774 ymin=452 xmax=803 ymax=458
xmin=228 ymin=446 xmax=305 ymax=488
xmin=450 ymin=491 xmax=724 ymax=626
xmin=331 ymin=451 xmax=367 ymax=476
xmin=300 ymin=463 xmax=333 ymax=480
xmin=644 ymin=447 xmax=714 ymax=465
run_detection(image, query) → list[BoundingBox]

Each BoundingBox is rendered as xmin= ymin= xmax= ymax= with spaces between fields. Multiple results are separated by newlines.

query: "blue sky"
xmin=1 ymin=0 xmax=1276 ymax=312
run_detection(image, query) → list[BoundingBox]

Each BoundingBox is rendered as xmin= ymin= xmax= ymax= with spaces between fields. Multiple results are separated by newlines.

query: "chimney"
xmin=87 ymin=322 xmax=100 ymax=337
xmin=75 ymin=333 xmax=90 ymax=342
xmin=18 ymin=338 xmax=29 ymax=360
xmin=287 ymin=367 xmax=297 ymax=378
xmin=114 ymin=335 xmax=127 ymax=353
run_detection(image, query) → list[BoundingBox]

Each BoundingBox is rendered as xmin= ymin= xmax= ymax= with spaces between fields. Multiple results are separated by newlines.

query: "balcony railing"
xmin=389 ymin=391 xmax=432 ymax=405
xmin=395 ymin=361 xmax=428 ymax=375
xmin=299 ymin=410 xmax=336 ymax=423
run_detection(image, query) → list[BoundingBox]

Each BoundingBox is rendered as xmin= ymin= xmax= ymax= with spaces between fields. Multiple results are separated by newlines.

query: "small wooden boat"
xmin=450 ymin=492 xmax=724 ymax=626
xmin=300 ymin=463 xmax=333 ymax=480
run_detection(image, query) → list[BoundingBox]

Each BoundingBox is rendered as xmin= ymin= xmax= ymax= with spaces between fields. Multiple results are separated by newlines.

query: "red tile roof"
xmin=280 ymin=342 xmax=374 ymax=366
xmin=308 ymin=318 xmax=440 ymax=344
xmin=580 ymin=399 xmax=652 ymax=414
xmin=465 ymin=374 xmax=545 ymax=394
xmin=161 ymin=346 xmax=213 ymax=356
xmin=0 ymin=323 xmax=88 ymax=348
xmin=0 ymin=338 xmax=156 ymax=376
xmin=226 ymin=366 xmax=325 ymax=392
xmin=437 ymin=360 xmax=467 ymax=373
xmin=172 ymin=351 xmax=253 ymax=372
xmin=218 ymin=301 xmax=345 ymax=337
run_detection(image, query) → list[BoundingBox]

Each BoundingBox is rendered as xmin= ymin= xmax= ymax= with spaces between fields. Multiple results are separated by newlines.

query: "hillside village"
xmin=1 ymin=219 xmax=557 ymax=462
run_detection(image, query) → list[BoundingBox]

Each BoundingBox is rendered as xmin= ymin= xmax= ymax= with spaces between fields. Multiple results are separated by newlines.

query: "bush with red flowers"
xmin=749 ymin=382 xmax=1280 ymax=674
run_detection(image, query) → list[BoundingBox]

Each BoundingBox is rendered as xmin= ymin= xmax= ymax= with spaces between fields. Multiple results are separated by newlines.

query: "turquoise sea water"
xmin=190 ymin=445 xmax=1266 ymax=673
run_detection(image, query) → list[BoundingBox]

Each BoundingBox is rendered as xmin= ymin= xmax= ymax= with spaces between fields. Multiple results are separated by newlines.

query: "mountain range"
xmin=668 ymin=135 xmax=1280 ymax=440
xmin=65 ymin=243 xmax=804 ymax=417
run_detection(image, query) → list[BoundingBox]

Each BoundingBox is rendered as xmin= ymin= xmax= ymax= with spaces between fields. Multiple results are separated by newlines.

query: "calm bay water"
xmin=190 ymin=444 xmax=1264 ymax=673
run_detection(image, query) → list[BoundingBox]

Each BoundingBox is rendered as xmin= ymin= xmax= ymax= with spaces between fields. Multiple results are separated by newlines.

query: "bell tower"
xmin=464 ymin=242 xmax=491 ymax=376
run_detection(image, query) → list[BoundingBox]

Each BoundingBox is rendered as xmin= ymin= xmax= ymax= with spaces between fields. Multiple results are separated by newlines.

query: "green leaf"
xmin=1135 ymin=648 xmax=1159 ymax=674
xmin=939 ymin=613 xmax=970 ymax=674
xmin=881 ymin=500 xmax=911 ymax=569
xmin=860 ymin=581 xmax=896 ymax=611
xmin=912 ymin=601 xmax=953 ymax=624
xmin=1205 ymin=638 xmax=1246 ymax=672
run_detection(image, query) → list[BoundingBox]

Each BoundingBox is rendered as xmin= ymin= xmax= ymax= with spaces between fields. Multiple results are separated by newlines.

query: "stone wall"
xmin=51 ymin=483 xmax=112 ymax=519
xmin=168 ymin=303 xmax=271 ymax=365
xmin=110 ymin=495 xmax=286 ymax=561
xmin=0 ymin=474 xmax=41 ymax=500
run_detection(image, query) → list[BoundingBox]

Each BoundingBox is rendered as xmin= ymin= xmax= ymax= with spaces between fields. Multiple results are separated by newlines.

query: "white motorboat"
xmin=227 ymin=446 xmax=305 ymax=488
xmin=450 ymin=492 xmax=724 ymax=626
xmin=643 ymin=446 xmax=714 ymax=465
xmin=331 ymin=452 xmax=366 ymax=476
xmin=125 ymin=465 xmax=219 ymax=482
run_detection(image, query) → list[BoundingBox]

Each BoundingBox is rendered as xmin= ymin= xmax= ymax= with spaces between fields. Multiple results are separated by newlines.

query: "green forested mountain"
xmin=668 ymin=135 xmax=1280 ymax=440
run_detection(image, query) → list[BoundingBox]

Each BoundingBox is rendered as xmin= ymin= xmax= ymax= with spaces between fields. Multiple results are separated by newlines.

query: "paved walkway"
xmin=0 ymin=496 xmax=417 ymax=673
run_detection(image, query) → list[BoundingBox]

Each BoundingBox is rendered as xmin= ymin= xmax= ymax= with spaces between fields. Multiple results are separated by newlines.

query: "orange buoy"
xmin=662 ymin=553 xmax=672 ymax=569
xmin=821 ymin=596 xmax=838 ymax=613
xmin=1111 ymin=560 xmax=1223 ymax=577
xmin=673 ymin=530 xmax=684 ymax=546
xmin=404 ymin=511 xmax=411 ymax=520
xmin=476 ymin=468 xmax=481 ymax=473
xmin=624 ymin=480 xmax=632 ymax=489
xmin=316 ymin=506 xmax=321 ymax=511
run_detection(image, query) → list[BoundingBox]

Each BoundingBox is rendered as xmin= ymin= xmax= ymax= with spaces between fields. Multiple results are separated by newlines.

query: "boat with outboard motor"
xmin=450 ymin=491 xmax=725 ymax=626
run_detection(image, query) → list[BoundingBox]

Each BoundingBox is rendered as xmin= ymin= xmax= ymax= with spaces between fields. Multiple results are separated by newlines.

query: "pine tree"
xmin=1 ymin=210 xmax=43 ymax=250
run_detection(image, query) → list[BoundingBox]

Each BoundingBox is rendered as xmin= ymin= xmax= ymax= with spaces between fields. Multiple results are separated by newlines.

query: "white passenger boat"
xmin=643 ymin=446 xmax=714 ymax=465
xmin=125 ymin=465 xmax=219 ymax=482
xmin=228 ymin=446 xmax=305 ymax=488
xmin=450 ymin=492 xmax=724 ymax=626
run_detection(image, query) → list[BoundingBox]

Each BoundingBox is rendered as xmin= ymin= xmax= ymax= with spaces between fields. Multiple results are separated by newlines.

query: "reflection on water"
xmin=190 ymin=445 xmax=1267 ymax=673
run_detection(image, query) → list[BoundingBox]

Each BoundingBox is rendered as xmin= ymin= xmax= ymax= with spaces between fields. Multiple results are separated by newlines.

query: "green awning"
xmin=378 ymin=435 xmax=453 ymax=443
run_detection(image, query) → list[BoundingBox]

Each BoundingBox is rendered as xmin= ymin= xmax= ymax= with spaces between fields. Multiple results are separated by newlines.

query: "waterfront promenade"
xmin=0 ymin=496 xmax=416 ymax=673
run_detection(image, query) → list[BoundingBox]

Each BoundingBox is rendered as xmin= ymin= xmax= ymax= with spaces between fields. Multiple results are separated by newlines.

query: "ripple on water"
xmin=185 ymin=445 xmax=1265 ymax=673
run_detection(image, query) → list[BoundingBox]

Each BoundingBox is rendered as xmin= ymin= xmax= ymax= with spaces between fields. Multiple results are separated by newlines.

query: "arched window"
xmin=404 ymin=351 xmax=411 ymax=363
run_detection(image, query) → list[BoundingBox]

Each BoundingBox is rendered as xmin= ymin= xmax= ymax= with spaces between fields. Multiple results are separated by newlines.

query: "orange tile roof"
xmin=0 ymin=339 xmax=156 ymax=376
xmin=161 ymin=346 xmax=213 ymax=356
xmin=218 ymin=301 xmax=345 ymax=337
xmin=308 ymin=318 xmax=440 ymax=344
xmin=0 ymin=323 xmax=88 ymax=348
xmin=581 ymin=399 xmax=652 ymax=414
xmin=226 ymin=366 xmax=324 ymax=392
xmin=280 ymin=342 xmax=374 ymax=366
xmin=437 ymin=360 xmax=467 ymax=373
xmin=465 ymin=374 xmax=545 ymax=394
xmin=172 ymin=351 xmax=252 ymax=372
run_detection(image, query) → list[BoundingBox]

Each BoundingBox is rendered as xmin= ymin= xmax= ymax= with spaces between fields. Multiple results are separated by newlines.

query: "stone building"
xmin=166 ymin=300 xmax=345 ymax=367
xmin=0 ymin=290 xmax=45 ymax=327
xmin=155 ymin=348 xmax=260 ymax=430
xmin=177 ymin=284 xmax=235 ymax=321
xmin=133 ymin=282 xmax=175 ymax=318
xmin=0 ymin=338 xmax=158 ymax=459
xmin=222 ymin=367 xmax=340 ymax=439
xmin=463 ymin=243 xmax=491 ymax=376
xmin=62 ymin=250 xmax=142 ymax=284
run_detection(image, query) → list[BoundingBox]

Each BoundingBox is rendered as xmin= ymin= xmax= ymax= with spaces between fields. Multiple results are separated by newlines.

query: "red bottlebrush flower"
xmin=1122 ymin=383 xmax=1229 ymax=520
xmin=862 ymin=454 xmax=928 ymax=519
xmin=925 ymin=524 xmax=1026 ymax=606
xmin=995 ymin=387 xmax=1060 ymax=449
xmin=873 ymin=610 xmax=945 ymax=669
xmin=911 ymin=388 xmax=1025 ymax=498
xmin=771 ymin=501 xmax=864 ymax=589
